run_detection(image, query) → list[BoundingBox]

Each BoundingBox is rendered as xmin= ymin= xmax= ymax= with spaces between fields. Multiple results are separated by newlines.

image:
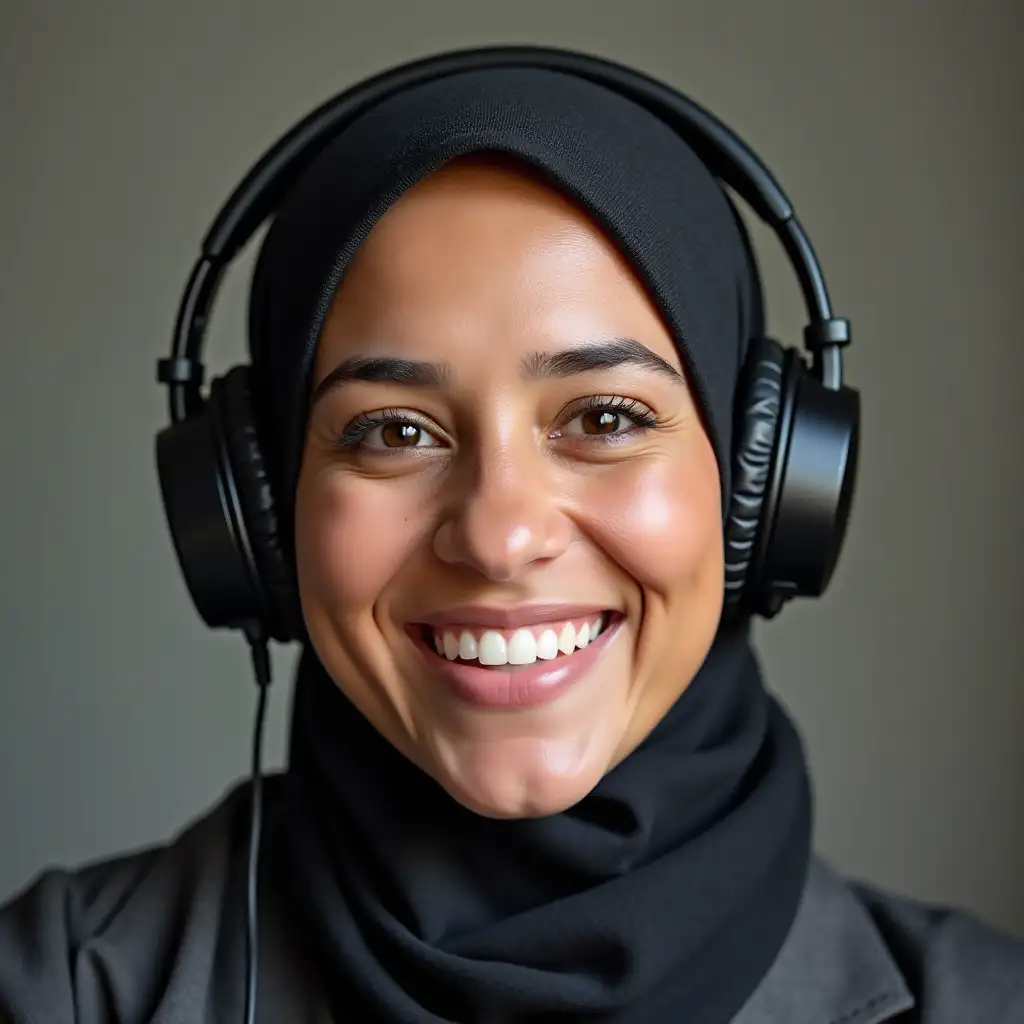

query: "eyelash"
xmin=337 ymin=408 xmax=415 ymax=448
xmin=334 ymin=396 xmax=662 ymax=452
xmin=566 ymin=395 xmax=660 ymax=433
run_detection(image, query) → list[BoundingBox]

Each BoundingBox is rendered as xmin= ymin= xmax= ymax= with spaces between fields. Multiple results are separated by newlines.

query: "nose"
xmin=433 ymin=444 xmax=574 ymax=581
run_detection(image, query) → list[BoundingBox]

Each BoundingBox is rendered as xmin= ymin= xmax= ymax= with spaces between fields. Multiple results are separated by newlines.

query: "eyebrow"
xmin=311 ymin=355 xmax=449 ymax=407
xmin=310 ymin=337 xmax=683 ymax=408
xmin=521 ymin=338 xmax=682 ymax=382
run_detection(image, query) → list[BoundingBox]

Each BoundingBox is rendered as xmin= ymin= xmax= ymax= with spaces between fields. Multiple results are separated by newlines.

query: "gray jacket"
xmin=1 ymin=779 xmax=1022 ymax=1022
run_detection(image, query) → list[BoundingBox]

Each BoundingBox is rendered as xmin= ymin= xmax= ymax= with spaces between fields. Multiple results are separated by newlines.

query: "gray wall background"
xmin=2 ymin=0 xmax=1022 ymax=936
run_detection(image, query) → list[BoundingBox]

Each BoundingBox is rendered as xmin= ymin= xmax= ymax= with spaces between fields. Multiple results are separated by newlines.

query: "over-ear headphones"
xmin=156 ymin=44 xmax=860 ymax=643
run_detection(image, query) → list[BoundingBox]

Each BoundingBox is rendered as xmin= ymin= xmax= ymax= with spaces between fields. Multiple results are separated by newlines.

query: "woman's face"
xmin=295 ymin=157 xmax=724 ymax=819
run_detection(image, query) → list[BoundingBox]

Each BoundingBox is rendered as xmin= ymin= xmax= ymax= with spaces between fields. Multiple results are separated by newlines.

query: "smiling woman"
xmin=294 ymin=155 xmax=725 ymax=820
xmin=263 ymin=107 xmax=793 ymax=1019
xmin=2 ymin=45 xmax=1023 ymax=1024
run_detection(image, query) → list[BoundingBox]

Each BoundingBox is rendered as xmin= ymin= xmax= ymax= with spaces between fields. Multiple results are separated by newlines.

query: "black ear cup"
xmin=758 ymin=357 xmax=860 ymax=614
xmin=723 ymin=338 xmax=788 ymax=619
xmin=214 ymin=367 xmax=299 ymax=641
xmin=155 ymin=367 xmax=298 ymax=642
xmin=724 ymin=338 xmax=860 ymax=620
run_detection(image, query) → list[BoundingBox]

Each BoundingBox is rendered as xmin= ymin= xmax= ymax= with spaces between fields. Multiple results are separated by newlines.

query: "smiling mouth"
xmin=415 ymin=613 xmax=616 ymax=670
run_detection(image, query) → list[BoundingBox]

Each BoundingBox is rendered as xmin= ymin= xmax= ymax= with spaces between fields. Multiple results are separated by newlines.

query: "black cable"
xmin=243 ymin=625 xmax=272 ymax=1024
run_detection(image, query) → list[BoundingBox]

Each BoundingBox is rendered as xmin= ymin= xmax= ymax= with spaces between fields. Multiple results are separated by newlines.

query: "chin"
xmin=430 ymin=732 xmax=611 ymax=820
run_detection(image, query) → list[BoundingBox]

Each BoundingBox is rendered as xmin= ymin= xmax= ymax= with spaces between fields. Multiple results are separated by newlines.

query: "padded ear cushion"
xmin=217 ymin=366 xmax=299 ymax=641
xmin=723 ymin=337 xmax=787 ymax=617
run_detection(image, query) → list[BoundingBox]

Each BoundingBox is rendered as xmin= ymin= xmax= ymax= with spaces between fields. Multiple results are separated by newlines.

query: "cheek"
xmin=293 ymin=466 xmax=425 ymax=612
xmin=583 ymin=447 xmax=723 ymax=596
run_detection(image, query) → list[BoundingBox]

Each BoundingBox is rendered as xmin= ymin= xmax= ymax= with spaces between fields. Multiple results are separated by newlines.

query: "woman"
xmin=1 ymin=50 xmax=1022 ymax=1023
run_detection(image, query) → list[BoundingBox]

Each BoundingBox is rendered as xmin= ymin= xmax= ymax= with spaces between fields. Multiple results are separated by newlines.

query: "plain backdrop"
xmin=2 ymin=0 xmax=1022 ymax=936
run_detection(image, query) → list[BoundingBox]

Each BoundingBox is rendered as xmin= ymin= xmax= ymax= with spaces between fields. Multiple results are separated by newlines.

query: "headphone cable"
xmin=243 ymin=625 xmax=272 ymax=1024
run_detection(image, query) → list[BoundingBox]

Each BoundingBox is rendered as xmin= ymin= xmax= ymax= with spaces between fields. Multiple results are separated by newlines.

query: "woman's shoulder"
xmin=851 ymin=868 xmax=1024 ymax=1022
xmin=738 ymin=856 xmax=1024 ymax=1024
xmin=0 ymin=778 xmax=261 ymax=1023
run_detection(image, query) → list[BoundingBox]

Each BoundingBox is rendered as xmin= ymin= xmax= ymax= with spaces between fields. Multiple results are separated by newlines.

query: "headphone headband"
xmin=159 ymin=45 xmax=849 ymax=423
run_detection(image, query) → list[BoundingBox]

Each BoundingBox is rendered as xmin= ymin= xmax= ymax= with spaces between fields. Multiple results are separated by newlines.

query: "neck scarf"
xmin=249 ymin=64 xmax=813 ymax=1023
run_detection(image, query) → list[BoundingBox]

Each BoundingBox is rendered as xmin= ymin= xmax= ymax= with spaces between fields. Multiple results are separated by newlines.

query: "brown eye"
xmin=380 ymin=422 xmax=425 ymax=447
xmin=344 ymin=414 xmax=443 ymax=451
xmin=580 ymin=410 xmax=622 ymax=435
xmin=555 ymin=398 xmax=658 ymax=442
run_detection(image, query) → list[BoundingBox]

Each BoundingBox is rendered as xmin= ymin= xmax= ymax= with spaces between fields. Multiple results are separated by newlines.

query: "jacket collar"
xmin=733 ymin=858 xmax=914 ymax=1024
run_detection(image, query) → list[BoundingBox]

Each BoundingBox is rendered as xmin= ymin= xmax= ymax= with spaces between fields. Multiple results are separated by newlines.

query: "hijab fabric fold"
xmin=248 ymin=65 xmax=813 ymax=1023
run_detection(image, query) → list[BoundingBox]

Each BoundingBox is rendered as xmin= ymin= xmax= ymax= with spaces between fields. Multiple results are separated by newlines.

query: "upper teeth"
xmin=432 ymin=618 xmax=605 ymax=667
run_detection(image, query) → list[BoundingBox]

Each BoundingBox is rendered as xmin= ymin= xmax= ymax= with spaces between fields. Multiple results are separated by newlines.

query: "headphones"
xmin=156 ymin=44 xmax=860 ymax=645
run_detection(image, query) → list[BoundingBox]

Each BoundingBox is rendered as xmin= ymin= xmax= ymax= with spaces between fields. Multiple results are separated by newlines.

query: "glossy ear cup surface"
xmin=155 ymin=396 xmax=260 ymax=633
xmin=759 ymin=370 xmax=860 ymax=608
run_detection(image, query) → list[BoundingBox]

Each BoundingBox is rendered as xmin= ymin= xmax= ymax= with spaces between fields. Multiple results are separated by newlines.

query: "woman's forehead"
xmin=341 ymin=157 xmax=629 ymax=286
xmin=315 ymin=159 xmax=682 ymax=370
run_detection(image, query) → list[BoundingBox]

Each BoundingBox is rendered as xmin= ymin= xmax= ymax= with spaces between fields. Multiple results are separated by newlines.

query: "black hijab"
xmin=249 ymin=66 xmax=812 ymax=1023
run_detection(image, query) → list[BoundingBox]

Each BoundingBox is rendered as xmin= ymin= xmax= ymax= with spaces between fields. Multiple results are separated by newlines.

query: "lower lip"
xmin=411 ymin=617 xmax=621 ymax=710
